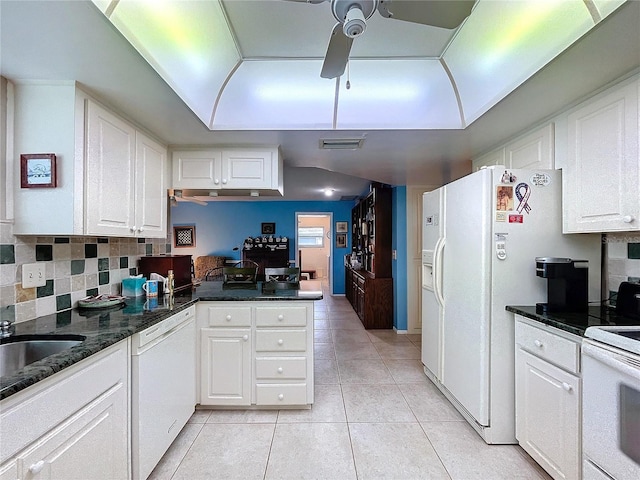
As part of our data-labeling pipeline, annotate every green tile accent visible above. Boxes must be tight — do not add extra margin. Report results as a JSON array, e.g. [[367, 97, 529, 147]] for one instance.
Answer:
[[0, 305, 15, 323], [97, 238, 109, 243], [85, 244, 97, 258], [54, 237, 70, 243], [98, 271, 110, 285], [628, 243, 640, 259], [138, 238, 146, 243], [56, 294, 71, 311], [0, 244, 15, 264], [129, 268, 137, 275], [98, 258, 110, 271], [609, 290, 618, 306], [36, 244, 53, 261], [119, 256, 128, 268], [56, 310, 72, 326], [71, 259, 85, 275], [86, 288, 99, 297], [145, 244, 153, 255], [37, 280, 54, 298], [629, 277, 640, 283], [165, 244, 171, 253]]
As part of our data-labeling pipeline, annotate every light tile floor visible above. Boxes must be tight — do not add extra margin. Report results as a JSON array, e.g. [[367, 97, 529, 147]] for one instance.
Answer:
[[148, 285, 551, 480]]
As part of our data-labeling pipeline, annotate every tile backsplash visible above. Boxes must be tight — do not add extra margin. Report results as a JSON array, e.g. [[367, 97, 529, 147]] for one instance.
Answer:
[[605, 232, 640, 303], [0, 222, 170, 323]]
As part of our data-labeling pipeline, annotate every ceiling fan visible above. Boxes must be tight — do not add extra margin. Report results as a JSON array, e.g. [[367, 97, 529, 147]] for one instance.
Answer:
[[286, 0, 476, 79]]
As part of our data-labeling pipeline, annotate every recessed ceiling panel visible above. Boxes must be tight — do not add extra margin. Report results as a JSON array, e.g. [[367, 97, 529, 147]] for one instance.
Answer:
[[445, 0, 594, 125], [591, 0, 627, 19], [106, 0, 240, 126], [214, 60, 335, 129], [336, 59, 461, 129]]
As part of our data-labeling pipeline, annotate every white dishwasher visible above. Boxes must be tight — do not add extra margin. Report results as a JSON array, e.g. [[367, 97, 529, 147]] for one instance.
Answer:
[[131, 305, 196, 480]]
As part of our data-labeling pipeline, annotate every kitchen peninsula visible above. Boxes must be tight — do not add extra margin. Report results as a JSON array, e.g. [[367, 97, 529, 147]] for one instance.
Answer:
[[0, 281, 321, 480]]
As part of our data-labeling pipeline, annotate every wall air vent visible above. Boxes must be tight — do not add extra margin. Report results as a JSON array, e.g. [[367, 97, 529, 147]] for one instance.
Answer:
[[340, 195, 358, 201], [319, 138, 365, 150]]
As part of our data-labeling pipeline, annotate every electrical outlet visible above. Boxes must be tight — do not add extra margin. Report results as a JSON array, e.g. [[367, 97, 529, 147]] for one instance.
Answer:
[[22, 263, 46, 288]]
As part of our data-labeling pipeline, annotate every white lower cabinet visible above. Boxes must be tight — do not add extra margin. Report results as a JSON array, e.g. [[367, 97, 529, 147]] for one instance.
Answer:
[[0, 341, 129, 480], [515, 316, 581, 480], [197, 301, 314, 408]]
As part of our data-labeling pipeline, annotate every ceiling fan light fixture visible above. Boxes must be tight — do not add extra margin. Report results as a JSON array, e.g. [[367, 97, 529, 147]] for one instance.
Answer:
[[343, 6, 367, 38], [320, 137, 365, 149]]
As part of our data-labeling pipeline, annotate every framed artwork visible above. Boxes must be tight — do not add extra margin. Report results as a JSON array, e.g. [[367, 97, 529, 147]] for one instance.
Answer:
[[336, 233, 347, 249], [20, 153, 57, 188], [336, 221, 348, 233], [174, 225, 196, 248], [261, 222, 276, 235]]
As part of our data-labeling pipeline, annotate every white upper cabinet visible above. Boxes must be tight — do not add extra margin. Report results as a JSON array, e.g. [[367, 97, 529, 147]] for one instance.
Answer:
[[505, 124, 554, 170], [563, 78, 639, 233], [13, 83, 167, 237], [472, 123, 554, 172], [172, 147, 283, 195]]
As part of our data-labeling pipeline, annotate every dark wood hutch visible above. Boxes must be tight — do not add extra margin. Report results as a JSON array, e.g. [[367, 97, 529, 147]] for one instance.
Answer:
[[345, 183, 393, 329]]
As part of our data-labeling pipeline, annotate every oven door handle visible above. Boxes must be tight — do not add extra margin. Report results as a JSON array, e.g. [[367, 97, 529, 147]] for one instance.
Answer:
[[583, 342, 640, 380]]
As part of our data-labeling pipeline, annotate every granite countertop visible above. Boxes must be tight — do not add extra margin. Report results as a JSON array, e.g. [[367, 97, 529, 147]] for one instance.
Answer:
[[1, 281, 323, 400], [506, 305, 640, 337]]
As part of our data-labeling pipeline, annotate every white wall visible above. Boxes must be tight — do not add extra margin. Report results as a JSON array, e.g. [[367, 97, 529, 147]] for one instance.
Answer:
[[298, 215, 330, 280]]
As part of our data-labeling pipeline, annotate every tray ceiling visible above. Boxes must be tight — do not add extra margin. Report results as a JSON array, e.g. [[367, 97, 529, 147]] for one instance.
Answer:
[[91, 0, 626, 131]]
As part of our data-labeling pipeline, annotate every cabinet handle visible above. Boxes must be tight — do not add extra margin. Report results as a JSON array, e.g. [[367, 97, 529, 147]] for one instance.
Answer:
[[278, 393, 284, 401], [622, 215, 634, 223], [226, 315, 232, 321], [130, 225, 137, 232], [278, 314, 284, 321], [534, 340, 543, 348], [138, 227, 144, 233], [278, 339, 284, 345], [277, 367, 283, 373], [214, 178, 220, 185], [562, 382, 573, 393], [242, 335, 249, 341], [222, 179, 228, 184], [29, 460, 45, 474]]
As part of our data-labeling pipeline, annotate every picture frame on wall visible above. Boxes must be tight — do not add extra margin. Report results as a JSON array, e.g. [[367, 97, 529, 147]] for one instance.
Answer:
[[336, 233, 347, 249], [20, 153, 57, 188], [336, 221, 348, 233], [261, 222, 276, 235], [174, 225, 196, 248]]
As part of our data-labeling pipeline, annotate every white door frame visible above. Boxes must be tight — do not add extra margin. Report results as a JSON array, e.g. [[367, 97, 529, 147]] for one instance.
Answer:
[[295, 211, 333, 292]]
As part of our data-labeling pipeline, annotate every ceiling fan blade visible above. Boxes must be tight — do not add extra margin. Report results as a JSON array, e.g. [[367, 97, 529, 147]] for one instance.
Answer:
[[321, 23, 354, 79], [377, 0, 476, 29]]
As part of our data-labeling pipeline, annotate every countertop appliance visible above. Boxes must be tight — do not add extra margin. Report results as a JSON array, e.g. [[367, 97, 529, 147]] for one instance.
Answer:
[[131, 306, 196, 480], [616, 281, 640, 319], [582, 326, 640, 480], [421, 167, 601, 444], [535, 257, 589, 314]]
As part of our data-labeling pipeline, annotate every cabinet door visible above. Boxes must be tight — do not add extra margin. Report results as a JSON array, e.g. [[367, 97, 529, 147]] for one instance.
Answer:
[[86, 100, 136, 236], [172, 150, 222, 189], [135, 132, 167, 238], [221, 150, 273, 189], [516, 348, 581, 480], [200, 328, 251, 406], [472, 148, 505, 172], [505, 124, 554, 169], [564, 81, 639, 232], [16, 380, 128, 480]]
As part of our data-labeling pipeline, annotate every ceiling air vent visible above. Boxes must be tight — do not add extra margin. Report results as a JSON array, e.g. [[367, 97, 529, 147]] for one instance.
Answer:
[[340, 195, 358, 201], [320, 138, 364, 150]]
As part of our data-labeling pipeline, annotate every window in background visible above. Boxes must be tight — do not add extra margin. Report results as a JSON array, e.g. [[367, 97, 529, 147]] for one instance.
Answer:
[[298, 226, 324, 247]]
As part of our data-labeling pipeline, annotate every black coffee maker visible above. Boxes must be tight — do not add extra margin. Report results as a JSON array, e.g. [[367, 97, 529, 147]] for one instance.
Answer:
[[535, 257, 589, 314]]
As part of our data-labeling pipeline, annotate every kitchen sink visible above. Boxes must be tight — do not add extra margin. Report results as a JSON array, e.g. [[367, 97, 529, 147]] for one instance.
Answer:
[[0, 335, 86, 378]]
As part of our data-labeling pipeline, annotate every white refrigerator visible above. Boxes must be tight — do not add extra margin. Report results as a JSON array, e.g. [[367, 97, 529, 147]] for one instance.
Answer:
[[421, 167, 601, 444]]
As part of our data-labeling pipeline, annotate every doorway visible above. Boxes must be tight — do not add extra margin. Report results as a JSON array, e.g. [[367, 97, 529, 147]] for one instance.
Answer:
[[295, 212, 333, 291]]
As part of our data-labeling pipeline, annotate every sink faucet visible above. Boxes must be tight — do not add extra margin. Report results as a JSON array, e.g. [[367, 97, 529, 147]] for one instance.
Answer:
[[0, 320, 14, 338]]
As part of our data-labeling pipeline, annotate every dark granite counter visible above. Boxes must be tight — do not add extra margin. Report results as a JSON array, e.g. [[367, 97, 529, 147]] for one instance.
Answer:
[[1, 281, 323, 400], [506, 305, 640, 337]]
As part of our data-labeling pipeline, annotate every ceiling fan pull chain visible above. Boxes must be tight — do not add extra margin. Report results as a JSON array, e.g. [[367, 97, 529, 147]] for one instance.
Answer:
[[346, 61, 351, 90]]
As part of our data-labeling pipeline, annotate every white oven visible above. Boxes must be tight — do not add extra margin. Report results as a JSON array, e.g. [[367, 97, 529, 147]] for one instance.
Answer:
[[582, 327, 640, 480]]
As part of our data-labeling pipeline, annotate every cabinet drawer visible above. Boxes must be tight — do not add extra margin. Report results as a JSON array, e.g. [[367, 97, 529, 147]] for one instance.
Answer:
[[255, 357, 307, 379], [255, 383, 308, 406], [255, 330, 306, 352], [203, 306, 252, 327], [255, 306, 308, 327], [515, 321, 580, 373]]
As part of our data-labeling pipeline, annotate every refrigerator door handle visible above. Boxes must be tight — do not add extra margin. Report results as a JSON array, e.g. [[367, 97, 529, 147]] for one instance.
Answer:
[[434, 238, 445, 308]]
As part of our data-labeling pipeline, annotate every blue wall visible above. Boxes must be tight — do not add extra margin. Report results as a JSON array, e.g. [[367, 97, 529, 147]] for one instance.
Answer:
[[171, 200, 354, 295], [392, 187, 408, 331]]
